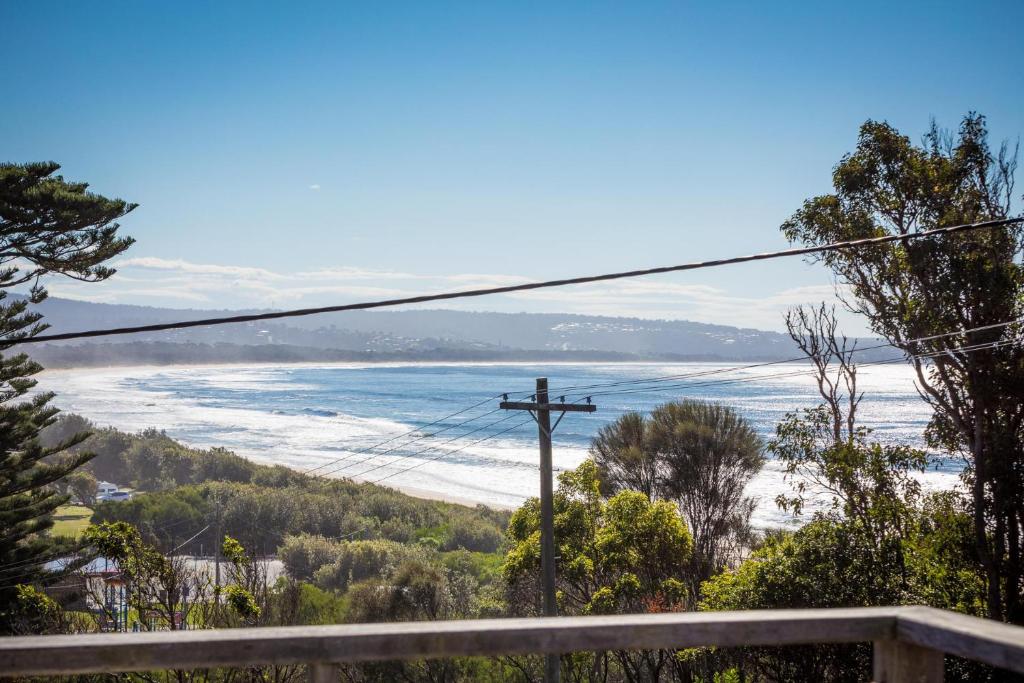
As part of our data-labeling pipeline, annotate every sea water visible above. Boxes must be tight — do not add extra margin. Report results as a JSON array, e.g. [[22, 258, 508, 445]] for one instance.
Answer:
[[38, 362, 959, 528]]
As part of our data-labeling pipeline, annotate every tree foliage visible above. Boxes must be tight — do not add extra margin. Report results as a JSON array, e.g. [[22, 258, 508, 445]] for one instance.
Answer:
[[591, 400, 764, 592], [591, 411, 659, 499], [84, 521, 203, 631], [0, 162, 134, 631], [701, 494, 994, 682], [341, 553, 506, 682], [506, 460, 692, 615], [780, 114, 1024, 622], [700, 300, 1001, 681], [505, 460, 693, 681], [312, 539, 429, 593], [47, 417, 508, 557]]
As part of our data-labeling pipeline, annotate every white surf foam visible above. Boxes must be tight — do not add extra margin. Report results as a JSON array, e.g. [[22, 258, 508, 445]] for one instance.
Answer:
[[35, 363, 962, 524]]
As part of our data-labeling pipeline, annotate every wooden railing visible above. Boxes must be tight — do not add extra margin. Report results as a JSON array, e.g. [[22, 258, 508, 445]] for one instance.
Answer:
[[2, 606, 1023, 682]]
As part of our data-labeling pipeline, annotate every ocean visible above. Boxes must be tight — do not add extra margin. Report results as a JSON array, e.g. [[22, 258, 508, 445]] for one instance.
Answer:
[[38, 361, 959, 528]]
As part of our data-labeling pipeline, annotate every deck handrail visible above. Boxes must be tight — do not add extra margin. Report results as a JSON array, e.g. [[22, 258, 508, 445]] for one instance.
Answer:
[[1, 606, 1022, 682]]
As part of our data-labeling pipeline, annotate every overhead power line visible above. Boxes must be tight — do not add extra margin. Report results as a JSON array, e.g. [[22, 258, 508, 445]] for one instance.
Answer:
[[308, 324, 1024, 489], [0, 515, 209, 574], [0, 556, 78, 579], [12, 217, 1022, 345], [366, 416, 537, 487], [3, 332, 1013, 589], [335, 335, 1022, 491], [304, 387, 537, 477], [558, 336, 1023, 402], [304, 318, 1024, 488], [312, 408, 505, 478], [546, 317, 1024, 395], [320, 411, 524, 480], [301, 395, 504, 476], [168, 524, 211, 555]]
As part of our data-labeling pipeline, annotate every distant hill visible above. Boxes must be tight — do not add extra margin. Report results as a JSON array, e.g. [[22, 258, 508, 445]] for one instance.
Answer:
[[17, 295, 896, 367]]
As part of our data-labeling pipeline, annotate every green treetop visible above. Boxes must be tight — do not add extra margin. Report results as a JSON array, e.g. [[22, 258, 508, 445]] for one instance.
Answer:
[[0, 162, 135, 631], [504, 460, 693, 681], [780, 114, 1024, 623]]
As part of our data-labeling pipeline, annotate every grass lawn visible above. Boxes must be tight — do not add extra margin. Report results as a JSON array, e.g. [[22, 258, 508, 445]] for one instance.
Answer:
[[52, 505, 93, 538]]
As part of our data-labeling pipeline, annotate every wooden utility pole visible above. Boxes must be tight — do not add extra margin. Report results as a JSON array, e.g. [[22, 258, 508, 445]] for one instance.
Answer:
[[501, 378, 596, 683], [213, 496, 222, 591]]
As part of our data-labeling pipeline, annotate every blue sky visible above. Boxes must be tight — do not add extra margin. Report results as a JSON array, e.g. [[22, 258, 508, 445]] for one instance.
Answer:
[[3, 1, 1022, 332]]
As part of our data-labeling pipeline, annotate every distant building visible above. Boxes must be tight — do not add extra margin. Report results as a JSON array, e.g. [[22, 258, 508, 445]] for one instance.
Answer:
[[44, 557, 127, 630]]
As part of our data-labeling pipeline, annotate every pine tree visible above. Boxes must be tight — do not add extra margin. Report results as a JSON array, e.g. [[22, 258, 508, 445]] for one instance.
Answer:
[[0, 162, 135, 630]]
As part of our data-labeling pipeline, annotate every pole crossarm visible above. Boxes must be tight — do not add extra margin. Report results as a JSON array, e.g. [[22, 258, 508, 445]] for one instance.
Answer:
[[499, 402, 597, 412]]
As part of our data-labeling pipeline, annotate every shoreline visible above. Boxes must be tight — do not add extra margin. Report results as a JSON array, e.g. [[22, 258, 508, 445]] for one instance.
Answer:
[[376, 481, 516, 511], [37, 360, 938, 529], [38, 358, 813, 377]]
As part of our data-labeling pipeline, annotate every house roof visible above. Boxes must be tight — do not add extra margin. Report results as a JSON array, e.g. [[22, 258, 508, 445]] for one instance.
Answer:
[[45, 556, 120, 575]]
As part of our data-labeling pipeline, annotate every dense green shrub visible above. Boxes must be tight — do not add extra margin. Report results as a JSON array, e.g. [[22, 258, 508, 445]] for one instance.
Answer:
[[700, 496, 991, 682], [279, 534, 348, 581], [313, 540, 429, 592], [443, 516, 504, 553]]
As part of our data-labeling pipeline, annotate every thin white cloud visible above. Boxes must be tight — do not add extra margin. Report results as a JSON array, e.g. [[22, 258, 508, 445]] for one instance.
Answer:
[[309, 184, 321, 191], [116, 257, 285, 280], [46, 283, 213, 304], [48, 256, 860, 332], [297, 267, 424, 281]]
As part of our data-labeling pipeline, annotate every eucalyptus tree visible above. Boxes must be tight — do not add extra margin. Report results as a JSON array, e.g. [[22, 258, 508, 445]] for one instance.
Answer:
[[0, 162, 135, 631], [648, 400, 764, 587], [590, 400, 764, 593], [589, 411, 659, 499], [780, 114, 1024, 622]]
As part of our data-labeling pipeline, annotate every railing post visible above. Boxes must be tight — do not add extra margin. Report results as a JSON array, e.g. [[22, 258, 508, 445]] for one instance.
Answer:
[[873, 640, 943, 682], [307, 662, 340, 683]]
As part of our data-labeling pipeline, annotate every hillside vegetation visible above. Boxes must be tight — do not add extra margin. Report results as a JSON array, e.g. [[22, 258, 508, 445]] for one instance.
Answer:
[[42, 415, 509, 559]]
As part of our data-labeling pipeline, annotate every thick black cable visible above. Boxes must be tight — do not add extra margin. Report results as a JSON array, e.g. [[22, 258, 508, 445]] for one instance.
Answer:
[[12, 217, 1021, 345]]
